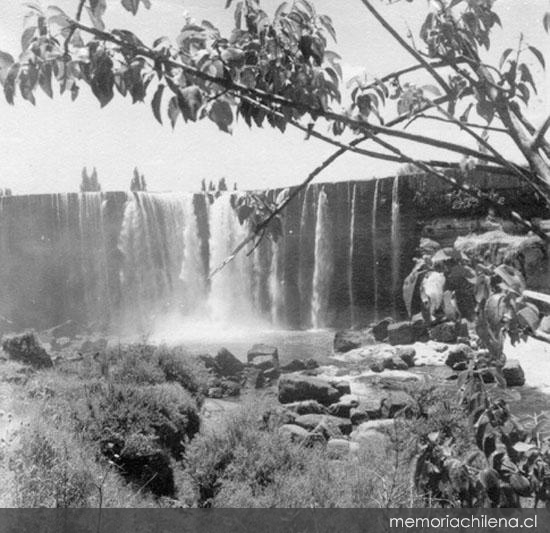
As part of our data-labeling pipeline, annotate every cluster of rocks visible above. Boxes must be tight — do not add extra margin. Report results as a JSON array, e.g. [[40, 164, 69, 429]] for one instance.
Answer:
[[200, 344, 319, 399], [270, 371, 418, 458]]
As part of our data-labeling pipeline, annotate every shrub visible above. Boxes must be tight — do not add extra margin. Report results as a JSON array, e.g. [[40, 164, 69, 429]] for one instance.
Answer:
[[156, 345, 210, 398], [76, 382, 201, 497], [182, 399, 417, 508]]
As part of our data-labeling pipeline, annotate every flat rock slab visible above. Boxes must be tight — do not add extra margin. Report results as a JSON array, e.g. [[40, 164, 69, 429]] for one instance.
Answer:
[[278, 373, 342, 406], [294, 414, 352, 436]]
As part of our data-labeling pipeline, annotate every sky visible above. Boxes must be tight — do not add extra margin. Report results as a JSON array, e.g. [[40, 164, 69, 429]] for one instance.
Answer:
[[0, 0, 549, 194]]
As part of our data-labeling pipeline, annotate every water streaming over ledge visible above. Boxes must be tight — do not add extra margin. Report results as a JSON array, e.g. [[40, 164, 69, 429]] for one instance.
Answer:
[[2, 172, 533, 334]]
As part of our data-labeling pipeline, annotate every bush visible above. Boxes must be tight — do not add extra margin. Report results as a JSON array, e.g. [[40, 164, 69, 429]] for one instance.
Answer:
[[156, 345, 210, 398], [10, 416, 165, 507], [182, 399, 417, 508]]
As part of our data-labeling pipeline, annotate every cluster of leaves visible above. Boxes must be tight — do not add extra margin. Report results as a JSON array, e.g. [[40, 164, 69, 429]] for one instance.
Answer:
[[403, 244, 540, 356], [415, 366, 550, 507], [231, 188, 289, 242], [0, 0, 342, 135]]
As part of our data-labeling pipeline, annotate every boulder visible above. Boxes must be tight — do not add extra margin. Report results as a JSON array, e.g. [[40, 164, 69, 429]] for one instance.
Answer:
[[329, 380, 351, 397], [328, 395, 359, 418], [372, 317, 394, 342], [294, 414, 352, 436], [304, 358, 320, 370], [327, 438, 353, 459], [333, 329, 374, 353], [214, 348, 245, 378], [261, 407, 296, 429], [351, 429, 389, 455], [369, 360, 385, 373], [280, 359, 306, 373], [247, 344, 279, 368], [358, 372, 421, 391], [395, 347, 416, 367], [445, 343, 474, 368], [353, 419, 395, 434], [411, 314, 429, 342], [383, 355, 409, 371], [262, 367, 280, 382], [2, 331, 53, 369], [387, 322, 415, 345], [503, 359, 525, 387], [279, 424, 310, 443], [350, 397, 382, 425], [540, 316, 550, 334], [285, 400, 328, 415], [429, 322, 456, 343], [243, 366, 264, 389], [278, 374, 342, 406], [380, 390, 415, 418]]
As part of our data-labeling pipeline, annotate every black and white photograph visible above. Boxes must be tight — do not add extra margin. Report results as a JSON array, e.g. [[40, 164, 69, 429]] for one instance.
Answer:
[[1, 0, 550, 513]]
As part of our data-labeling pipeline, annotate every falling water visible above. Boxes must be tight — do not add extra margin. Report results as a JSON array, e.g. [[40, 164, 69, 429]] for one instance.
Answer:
[[371, 179, 380, 321], [179, 194, 207, 315], [390, 176, 402, 315], [348, 183, 357, 328], [269, 238, 284, 326], [311, 187, 333, 329], [207, 193, 254, 324]]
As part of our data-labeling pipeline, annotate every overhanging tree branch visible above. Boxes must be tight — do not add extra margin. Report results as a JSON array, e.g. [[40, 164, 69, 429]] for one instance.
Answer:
[[68, 19, 501, 166]]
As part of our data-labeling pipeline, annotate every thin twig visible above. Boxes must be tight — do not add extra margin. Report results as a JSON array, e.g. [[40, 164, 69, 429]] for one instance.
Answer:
[[64, 0, 86, 56], [359, 0, 452, 95]]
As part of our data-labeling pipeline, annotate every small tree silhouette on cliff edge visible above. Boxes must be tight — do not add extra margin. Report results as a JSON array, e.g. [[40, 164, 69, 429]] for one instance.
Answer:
[[80, 167, 101, 192]]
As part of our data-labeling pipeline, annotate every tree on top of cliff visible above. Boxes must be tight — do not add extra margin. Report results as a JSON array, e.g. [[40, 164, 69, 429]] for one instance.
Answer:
[[1, 0, 549, 264], [80, 166, 101, 192], [130, 166, 147, 191]]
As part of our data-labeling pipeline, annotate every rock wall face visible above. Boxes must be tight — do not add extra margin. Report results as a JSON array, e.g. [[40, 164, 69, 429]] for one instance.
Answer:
[[0, 172, 546, 333]]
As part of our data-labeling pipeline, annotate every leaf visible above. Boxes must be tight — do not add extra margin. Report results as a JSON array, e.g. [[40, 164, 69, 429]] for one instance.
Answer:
[[121, 0, 140, 15], [421, 84, 441, 97], [209, 98, 233, 133], [0, 51, 15, 85], [21, 26, 36, 52], [90, 53, 114, 107], [499, 48, 513, 70], [151, 83, 164, 125], [178, 85, 203, 122], [528, 46, 546, 70], [38, 62, 53, 98], [167, 95, 180, 128], [513, 441, 536, 453], [519, 63, 537, 93], [544, 12, 550, 33], [3, 63, 19, 104]]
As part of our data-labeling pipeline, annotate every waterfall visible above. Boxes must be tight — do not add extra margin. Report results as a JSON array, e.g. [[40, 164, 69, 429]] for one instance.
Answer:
[[311, 187, 333, 329], [0, 179, 419, 333], [207, 193, 255, 324], [390, 176, 402, 315], [269, 238, 284, 326], [179, 194, 207, 315], [371, 179, 380, 321], [348, 183, 357, 328], [78, 193, 110, 327]]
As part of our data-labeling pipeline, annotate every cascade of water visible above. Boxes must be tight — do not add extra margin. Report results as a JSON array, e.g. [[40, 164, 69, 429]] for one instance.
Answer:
[[311, 187, 334, 329], [207, 193, 254, 324], [390, 176, 402, 315], [269, 238, 284, 326], [117, 192, 185, 329], [348, 183, 357, 328], [179, 194, 207, 315], [78, 192, 110, 326], [371, 179, 380, 321]]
